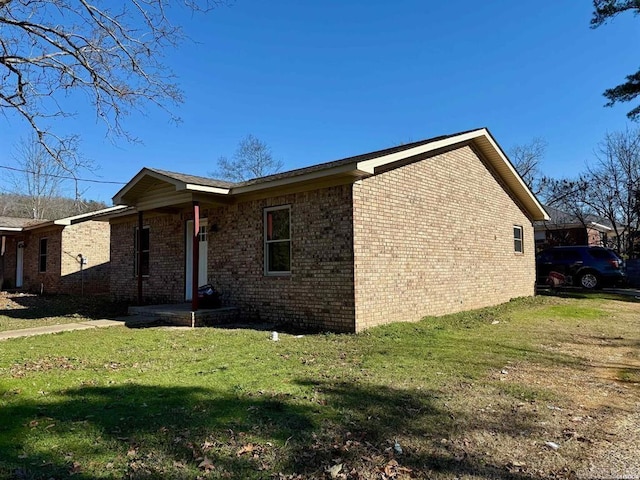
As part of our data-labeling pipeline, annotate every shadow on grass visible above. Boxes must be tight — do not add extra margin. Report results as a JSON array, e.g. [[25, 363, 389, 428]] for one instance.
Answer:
[[0, 293, 128, 320], [1, 381, 551, 479]]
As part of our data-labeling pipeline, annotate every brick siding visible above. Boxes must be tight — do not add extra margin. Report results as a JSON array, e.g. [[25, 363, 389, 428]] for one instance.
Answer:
[[109, 145, 537, 332], [110, 186, 357, 332], [1, 221, 111, 294], [352, 144, 535, 331]]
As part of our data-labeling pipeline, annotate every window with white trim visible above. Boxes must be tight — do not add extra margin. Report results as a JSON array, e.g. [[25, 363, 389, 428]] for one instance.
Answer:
[[264, 205, 291, 274], [513, 225, 524, 253]]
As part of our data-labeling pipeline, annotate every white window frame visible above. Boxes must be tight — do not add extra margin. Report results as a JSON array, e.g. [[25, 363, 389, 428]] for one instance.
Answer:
[[513, 225, 524, 254], [264, 205, 291, 275]]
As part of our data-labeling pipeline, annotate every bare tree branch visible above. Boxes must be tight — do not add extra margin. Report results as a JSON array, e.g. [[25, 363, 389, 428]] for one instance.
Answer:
[[1, 0, 225, 168], [211, 134, 284, 182]]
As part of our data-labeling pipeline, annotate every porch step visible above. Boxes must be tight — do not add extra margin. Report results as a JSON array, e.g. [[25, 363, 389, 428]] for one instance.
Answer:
[[127, 304, 239, 327]]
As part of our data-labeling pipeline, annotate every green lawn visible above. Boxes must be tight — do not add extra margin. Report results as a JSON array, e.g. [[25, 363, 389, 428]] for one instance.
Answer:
[[0, 294, 127, 332], [0, 294, 638, 479]]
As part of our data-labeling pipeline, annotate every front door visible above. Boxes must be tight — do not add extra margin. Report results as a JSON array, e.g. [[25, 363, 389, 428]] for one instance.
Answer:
[[16, 242, 24, 288], [185, 219, 208, 300]]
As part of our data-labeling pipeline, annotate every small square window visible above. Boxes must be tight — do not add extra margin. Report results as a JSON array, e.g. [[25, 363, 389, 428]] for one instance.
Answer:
[[513, 226, 524, 253]]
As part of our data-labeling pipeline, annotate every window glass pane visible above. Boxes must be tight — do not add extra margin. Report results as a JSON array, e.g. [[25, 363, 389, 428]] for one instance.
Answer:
[[39, 238, 47, 272], [513, 227, 522, 240], [268, 242, 290, 272], [141, 228, 150, 250], [141, 252, 150, 276], [513, 226, 523, 252], [134, 227, 150, 276], [514, 239, 523, 252], [588, 248, 611, 259], [267, 209, 290, 241]]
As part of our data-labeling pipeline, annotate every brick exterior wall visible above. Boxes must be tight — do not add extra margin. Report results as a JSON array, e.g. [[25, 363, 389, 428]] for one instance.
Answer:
[[208, 186, 355, 332], [9, 226, 63, 294], [109, 144, 537, 332], [110, 212, 185, 303], [352, 144, 536, 331], [1, 221, 111, 294], [110, 185, 357, 332], [59, 221, 111, 294]]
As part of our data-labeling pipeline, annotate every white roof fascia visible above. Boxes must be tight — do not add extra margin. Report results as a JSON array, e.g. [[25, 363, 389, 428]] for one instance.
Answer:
[[588, 222, 612, 232], [355, 129, 485, 173], [356, 128, 550, 221], [0, 227, 24, 232], [53, 205, 130, 225], [179, 184, 230, 195]]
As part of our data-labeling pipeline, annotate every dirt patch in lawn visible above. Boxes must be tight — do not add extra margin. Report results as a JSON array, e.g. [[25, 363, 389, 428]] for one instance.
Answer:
[[494, 320, 640, 479]]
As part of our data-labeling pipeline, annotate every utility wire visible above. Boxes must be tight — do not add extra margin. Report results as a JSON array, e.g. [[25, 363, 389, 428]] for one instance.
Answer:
[[0, 165, 127, 185]]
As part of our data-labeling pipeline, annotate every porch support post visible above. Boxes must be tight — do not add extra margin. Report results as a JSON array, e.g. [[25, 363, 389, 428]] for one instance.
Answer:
[[191, 202, 200, 311], [137, 210, 143, 305]]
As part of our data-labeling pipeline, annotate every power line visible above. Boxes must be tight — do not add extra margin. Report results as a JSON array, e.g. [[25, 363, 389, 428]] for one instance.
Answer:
[[0, 165, 127, 185]]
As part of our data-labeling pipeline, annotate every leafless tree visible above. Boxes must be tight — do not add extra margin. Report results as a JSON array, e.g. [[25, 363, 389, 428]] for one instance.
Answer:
[[0, 0, 223, 167], [545, 128, 640, 256], [586, 128, 640, 254], [2, 134, 102, 218], [509, 137, 548, 197], [212, 134, 284, 182]]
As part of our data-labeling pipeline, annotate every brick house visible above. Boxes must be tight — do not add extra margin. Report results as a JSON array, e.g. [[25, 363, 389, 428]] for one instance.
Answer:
[[110, 128, 548, 332], [0, 207, 126, 294], [534, 205, 611, 251]]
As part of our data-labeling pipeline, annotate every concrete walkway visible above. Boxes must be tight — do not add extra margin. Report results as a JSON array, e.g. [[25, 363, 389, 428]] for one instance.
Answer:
[[0, 317, 158, 341]]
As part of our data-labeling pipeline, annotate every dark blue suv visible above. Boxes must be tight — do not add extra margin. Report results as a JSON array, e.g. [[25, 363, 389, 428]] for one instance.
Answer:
[[536, 246, 626, 289]]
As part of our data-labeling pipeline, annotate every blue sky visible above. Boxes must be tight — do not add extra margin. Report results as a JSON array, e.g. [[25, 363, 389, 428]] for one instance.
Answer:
[[1, 0, 639, 203]]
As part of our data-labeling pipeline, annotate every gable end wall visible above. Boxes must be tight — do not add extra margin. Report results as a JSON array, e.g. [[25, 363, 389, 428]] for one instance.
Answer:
[[352, 144, 536, 331]]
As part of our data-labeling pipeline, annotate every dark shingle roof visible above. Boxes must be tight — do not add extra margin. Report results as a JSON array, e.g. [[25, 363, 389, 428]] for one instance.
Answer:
[[0, 217, 47, 229], [146, 168, 236, 189], [230, 130, 480, 187]]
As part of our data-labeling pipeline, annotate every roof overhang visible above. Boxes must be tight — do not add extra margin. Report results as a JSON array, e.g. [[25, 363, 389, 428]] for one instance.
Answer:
[[113, 129, 549, 221]]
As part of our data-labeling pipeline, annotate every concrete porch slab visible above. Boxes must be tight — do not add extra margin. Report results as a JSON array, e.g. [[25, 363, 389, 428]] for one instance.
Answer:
[[127, 304, 239, 327]]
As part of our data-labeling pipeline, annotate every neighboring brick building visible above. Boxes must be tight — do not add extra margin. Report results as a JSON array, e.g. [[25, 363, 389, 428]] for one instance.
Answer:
[[0, 207, 126, 295], [111, 128, 548, 332], [533, 205, 612, 251]]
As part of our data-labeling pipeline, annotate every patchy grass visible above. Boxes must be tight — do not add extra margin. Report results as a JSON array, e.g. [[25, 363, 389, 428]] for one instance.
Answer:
[[0, 292, 128, 332], [0, 294, 639, 479]]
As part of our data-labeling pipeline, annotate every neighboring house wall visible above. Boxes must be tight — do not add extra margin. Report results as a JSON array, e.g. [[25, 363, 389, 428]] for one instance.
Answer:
[[2, 236, 25, 289], [21, 226, 63, 293], [534, 226, 606, 250], [352, 145, 535, 331], [59, 221, 111, 294], [1, 220, 112, 294]]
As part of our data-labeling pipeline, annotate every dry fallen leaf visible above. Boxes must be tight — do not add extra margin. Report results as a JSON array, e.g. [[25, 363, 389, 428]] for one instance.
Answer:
[[198, 456, 215, 471], [236, 443, 255, 456]]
